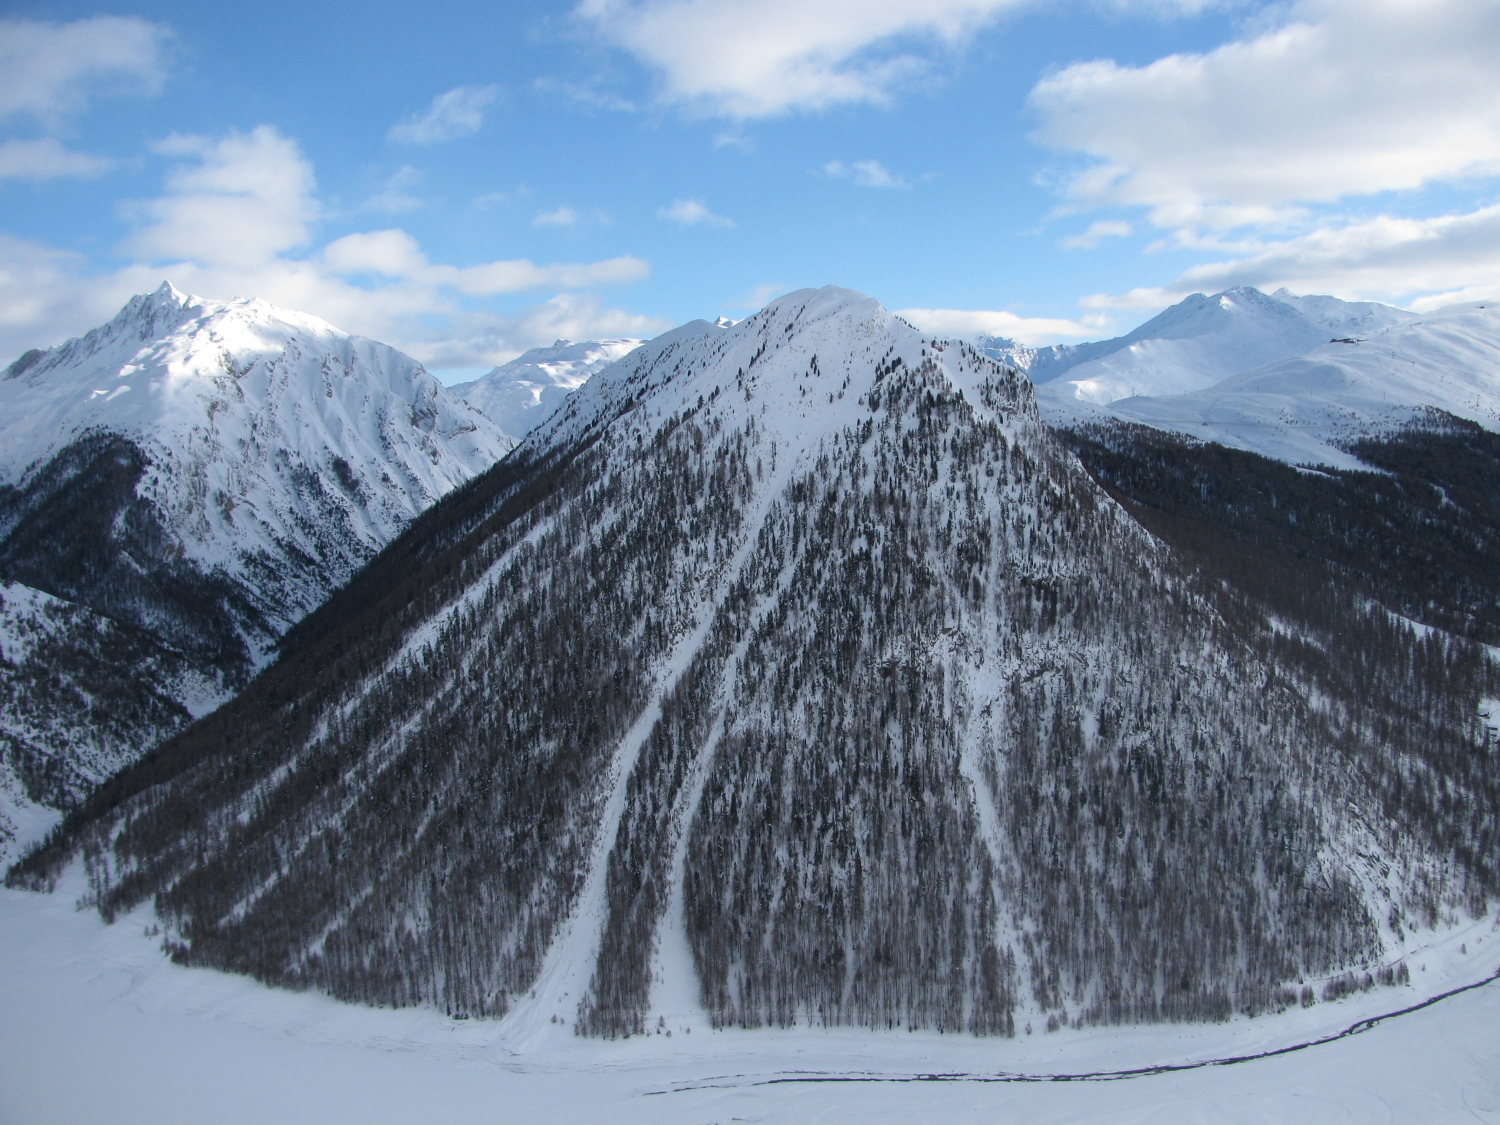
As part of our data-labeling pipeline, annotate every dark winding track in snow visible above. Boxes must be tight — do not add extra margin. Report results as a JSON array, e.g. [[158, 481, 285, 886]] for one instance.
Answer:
[[650, 968, 1500, 1094]]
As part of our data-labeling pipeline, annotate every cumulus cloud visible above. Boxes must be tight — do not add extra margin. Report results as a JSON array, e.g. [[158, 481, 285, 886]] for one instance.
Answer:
[[577, 0, 1036, 118], [388, 85, 500, 145], [123, 127, 318, 269], [897, 306, 1103, 345], [1030, 0, 1500, 231], [1030, 1, 1500, 316], [322, 228, 648, 294], [658, 198, 735, 227], [418, 293, 674, 370], [0, 137, 112, 180], [0, 15, 170, 126], [580, 0, 1231, 118], [0, 125, 657, 369], [823, 159, 910, 189]]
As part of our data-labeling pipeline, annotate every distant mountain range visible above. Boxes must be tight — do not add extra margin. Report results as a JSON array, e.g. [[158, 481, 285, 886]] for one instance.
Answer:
[[0, 283, 511, 853], [450, 338, 643, 443], [980, 286, 1411, 404], [972, 285, 1500, 469]]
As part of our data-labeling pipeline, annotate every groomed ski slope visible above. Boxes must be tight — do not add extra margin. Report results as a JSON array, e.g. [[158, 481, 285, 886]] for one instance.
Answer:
[[1, 871, 1497, 1124]]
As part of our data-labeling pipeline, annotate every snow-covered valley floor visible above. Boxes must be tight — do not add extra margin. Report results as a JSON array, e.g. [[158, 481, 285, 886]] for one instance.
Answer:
[[2, 869, 1498, 1124]]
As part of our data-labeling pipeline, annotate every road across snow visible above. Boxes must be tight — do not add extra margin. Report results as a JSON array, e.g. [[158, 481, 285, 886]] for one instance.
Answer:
[[2, 868, 1498, 1124]]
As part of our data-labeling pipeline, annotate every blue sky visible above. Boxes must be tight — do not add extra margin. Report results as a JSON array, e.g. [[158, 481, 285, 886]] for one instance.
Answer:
[[2, 0, 1499, 379]]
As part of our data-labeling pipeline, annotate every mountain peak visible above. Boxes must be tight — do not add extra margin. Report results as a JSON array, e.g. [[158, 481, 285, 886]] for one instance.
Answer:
[[451, 335, 646, 442]]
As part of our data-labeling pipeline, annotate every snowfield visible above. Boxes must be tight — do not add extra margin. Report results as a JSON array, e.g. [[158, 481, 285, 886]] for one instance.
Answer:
[[1016, 289, 1500, 468], [450, 337, 643, 442], [1, 870, 1498, 1124]]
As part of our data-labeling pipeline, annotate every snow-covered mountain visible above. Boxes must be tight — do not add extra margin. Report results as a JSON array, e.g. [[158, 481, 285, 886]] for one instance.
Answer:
[[982, 286, 1413, 406], [450, 338, 642, 441], [0, 283, 512, 852], [18, 287, 1493, 1049], [1081, 300, 1500, 468]]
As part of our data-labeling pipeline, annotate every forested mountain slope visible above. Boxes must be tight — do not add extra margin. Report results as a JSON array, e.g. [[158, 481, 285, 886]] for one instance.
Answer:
[[0, 284, 512, 853], [11, 288, 1496, 1046], [1062, 414, 1500, 646]]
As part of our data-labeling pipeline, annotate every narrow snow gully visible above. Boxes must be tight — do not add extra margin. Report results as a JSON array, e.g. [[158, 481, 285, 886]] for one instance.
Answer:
[[492, 456, 801, 1055]]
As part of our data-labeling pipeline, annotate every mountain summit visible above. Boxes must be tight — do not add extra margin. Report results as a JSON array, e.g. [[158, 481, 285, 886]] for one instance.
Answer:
[[450, 337, 643, 442], [17, 286, 1494, 1046], [0, 284, 511, 851], [982, 287, 1412, 406]]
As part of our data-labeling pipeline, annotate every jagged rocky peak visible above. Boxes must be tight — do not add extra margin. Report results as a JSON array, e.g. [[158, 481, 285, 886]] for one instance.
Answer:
[[4, 282, 195, 380], [13, 285, 1496, 1051], [451, 337, 643, 442], [0, 284, 514, 853]]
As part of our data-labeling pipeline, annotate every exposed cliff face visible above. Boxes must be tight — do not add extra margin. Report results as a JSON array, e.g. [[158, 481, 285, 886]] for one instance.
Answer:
[[0, 284, 512, 845], [13, 288, 1497, 1046]]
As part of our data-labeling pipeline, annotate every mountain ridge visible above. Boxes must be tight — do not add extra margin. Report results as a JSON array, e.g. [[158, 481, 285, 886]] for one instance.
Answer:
[[450, 337, 643, 442], [0, 283, 513, 854], [978, 286, 1414, 406], [14, 286, 1495, 1049]]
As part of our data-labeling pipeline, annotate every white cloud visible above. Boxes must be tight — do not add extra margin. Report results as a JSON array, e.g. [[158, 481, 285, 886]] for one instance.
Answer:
[[580, 0, 1230, 118], [1062, 219, 1132, 249], [658, 198, 735, 227], [123, 127, 318, 268], [577, 0, 1032, 118], [472, 185, 531, 209], [0, 137, 112, 180], [897, 306, 1103, 345], [0, 125, 657, 369], [534, 205, 580, 227], [0, 16, 170, 126], [322, 228, 648, 294], [534, 77, 637, 113], [1084, 202, 1500, 312], [388, 85, 500, 145], [362, 166, 424, 214], [0, 235, 139, 356], [420, 293, 674, 369], [1030, 0, 1500, 231], [823, 159, 910, 189]]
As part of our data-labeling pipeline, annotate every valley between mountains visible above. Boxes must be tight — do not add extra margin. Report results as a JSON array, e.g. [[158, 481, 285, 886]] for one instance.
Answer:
[[2, 283, 1498, 1059]]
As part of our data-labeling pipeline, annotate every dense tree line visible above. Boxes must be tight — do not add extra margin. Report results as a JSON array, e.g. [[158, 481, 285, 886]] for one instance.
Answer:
[[1061, 414, 1500, 644]]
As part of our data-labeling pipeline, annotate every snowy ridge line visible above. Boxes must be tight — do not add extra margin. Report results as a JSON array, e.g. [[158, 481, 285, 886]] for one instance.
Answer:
[[649, 968, 1500, 1093]]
